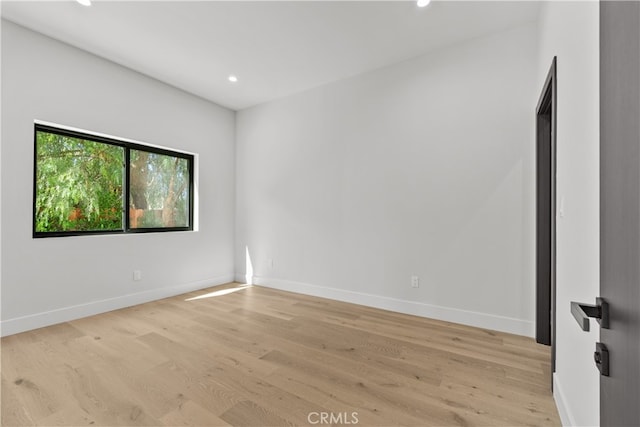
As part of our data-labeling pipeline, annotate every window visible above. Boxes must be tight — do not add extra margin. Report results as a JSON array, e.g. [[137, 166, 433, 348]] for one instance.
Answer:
[[129, 149, 191, 229], [34, 124, 194, 237]]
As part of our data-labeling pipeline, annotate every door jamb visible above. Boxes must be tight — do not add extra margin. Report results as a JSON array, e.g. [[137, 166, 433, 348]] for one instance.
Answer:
[[535, 57, 557, 379]]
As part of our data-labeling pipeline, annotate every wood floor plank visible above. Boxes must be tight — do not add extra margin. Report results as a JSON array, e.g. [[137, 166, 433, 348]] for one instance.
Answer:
[[0, 375, 37, 426], [138, 360, 239, 417], [219, 400, 292, 427], [1, 283, 561, 426], [159, 400, 231, 427]]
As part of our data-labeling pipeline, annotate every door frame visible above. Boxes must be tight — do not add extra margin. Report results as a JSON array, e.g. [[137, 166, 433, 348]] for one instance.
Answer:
[[535, 57, 557, 376]]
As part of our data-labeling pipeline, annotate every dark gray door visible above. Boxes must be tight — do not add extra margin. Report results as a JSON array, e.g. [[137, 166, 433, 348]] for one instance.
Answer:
[[600, 2, 640, 425]]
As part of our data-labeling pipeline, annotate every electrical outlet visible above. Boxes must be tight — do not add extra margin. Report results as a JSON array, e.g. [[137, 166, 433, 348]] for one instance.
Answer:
[[133, 270, 142, 281], [411, 275, 419, 288]]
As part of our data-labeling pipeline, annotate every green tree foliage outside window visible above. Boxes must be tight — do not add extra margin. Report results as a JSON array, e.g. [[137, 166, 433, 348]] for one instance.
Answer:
[[34, 125, 193, 237], [35, 131, 123, 232], [129, 149, 190, 228]]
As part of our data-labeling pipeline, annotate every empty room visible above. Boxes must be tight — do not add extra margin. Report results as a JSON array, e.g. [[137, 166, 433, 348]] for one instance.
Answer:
[[1, 0, 638, 426]]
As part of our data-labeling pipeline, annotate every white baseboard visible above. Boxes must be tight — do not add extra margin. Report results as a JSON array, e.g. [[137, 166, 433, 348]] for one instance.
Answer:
[[245, 276, 534, 337], [0, 274, 235, 337], [553, 373, 577, 427]]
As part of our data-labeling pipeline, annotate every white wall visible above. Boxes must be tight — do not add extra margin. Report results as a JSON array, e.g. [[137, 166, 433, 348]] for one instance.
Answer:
[[0, 21, 236, 336], [537, 2, 600, 426], [236, 23, 539, 336]]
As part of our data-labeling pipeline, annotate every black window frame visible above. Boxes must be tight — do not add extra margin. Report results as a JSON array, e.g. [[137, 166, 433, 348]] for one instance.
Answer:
[[33, 123, 195, 238]]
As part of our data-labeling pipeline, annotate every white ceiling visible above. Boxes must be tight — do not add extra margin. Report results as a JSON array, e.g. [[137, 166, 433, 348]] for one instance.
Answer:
[[1, 1, 540, 110]]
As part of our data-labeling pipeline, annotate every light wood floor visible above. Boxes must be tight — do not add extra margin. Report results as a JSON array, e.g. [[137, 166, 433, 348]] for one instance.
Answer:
[[1, 283, 560, 426]]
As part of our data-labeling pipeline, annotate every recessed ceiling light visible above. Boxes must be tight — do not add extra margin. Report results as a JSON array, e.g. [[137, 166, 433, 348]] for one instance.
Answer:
[[417, 0, 431, 7], [76, 0, 92, 6], [228, 75, 238, 83]]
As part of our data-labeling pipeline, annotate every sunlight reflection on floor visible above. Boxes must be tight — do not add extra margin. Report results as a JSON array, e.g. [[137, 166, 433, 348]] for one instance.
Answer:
[[185, 284, 251, 301]]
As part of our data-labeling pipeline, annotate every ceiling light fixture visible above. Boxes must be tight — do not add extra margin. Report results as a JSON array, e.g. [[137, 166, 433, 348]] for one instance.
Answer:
[[228, 75, 238, 83], [417, 0, 431, 7], [76, 0, 92, 6]]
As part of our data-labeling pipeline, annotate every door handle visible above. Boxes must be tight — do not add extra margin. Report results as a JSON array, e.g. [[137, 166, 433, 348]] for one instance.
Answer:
[[570, 297, 609, 331]]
